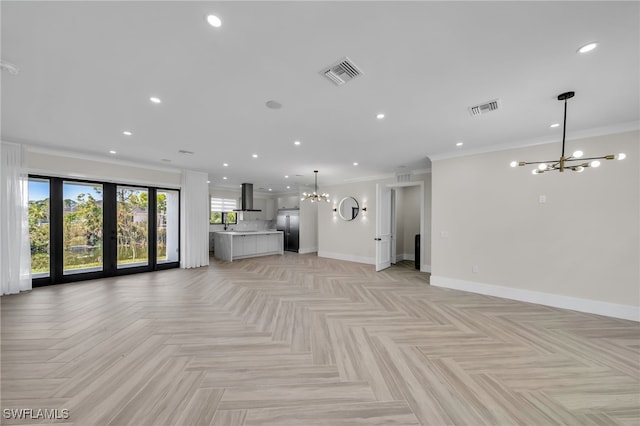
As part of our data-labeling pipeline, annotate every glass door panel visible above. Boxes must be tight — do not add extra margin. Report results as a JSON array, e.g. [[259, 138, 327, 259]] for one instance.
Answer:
[[117, 186, 149, 268], [63, 182, 103, 275], [157, 189, 179, 264], [28, 178, 50, 278]]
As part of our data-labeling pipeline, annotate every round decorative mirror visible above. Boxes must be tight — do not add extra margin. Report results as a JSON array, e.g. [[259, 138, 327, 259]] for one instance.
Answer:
[[338, 197, 359, 221]]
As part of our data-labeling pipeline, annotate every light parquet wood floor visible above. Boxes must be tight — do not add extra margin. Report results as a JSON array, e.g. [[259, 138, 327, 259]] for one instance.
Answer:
[[1, 254, 639, 425]]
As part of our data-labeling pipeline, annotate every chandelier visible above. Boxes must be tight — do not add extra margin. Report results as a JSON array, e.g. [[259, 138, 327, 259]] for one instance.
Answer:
[[301, 170, 330, 203], [511, 91, 626, 174]]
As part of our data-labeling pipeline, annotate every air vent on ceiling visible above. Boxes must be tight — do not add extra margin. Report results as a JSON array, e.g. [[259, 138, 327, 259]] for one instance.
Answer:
[[396, 173, 411, 183], [468, 99, 501, 116], [321, 57, 362, 86]]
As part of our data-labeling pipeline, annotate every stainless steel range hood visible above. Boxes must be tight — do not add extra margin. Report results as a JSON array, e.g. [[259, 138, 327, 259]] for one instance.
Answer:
[[234, 183, 262, 212]]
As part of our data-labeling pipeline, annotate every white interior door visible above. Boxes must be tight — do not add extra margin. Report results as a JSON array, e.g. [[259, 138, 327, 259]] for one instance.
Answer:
[[375, 184, 392, 271], [390, 189, 397, 264]]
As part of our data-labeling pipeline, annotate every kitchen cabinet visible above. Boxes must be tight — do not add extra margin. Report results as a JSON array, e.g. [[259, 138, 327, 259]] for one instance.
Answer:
[[277, 195, 299, 210], [213, 231, 283, 261], [264, 198, 277, 220]]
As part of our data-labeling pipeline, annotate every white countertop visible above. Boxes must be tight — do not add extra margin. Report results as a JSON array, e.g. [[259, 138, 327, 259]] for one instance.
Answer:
[[214, 230, 282, 236]]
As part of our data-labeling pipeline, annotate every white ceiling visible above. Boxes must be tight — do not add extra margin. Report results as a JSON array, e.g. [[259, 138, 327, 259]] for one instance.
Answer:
[[2, 1, 639, 193]]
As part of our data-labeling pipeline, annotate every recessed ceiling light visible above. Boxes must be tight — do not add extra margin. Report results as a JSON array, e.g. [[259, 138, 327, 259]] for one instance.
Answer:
[[353, 162, 359, 166], [268, 188, 272, 192], [294, 140, 301, 146], [266, 100, 282, 109], [223, 163, 229, 167], [109, 150, 117, 154], [207, 180, 211, 184], [123, 131, 132, 136], [252, 154, 258, 158], [456, 142, 464, 147], [206, 14, 222, 28], [577, 42, 598, 54], [284, 175, 289, 178], [550, 123, 560, 128], [286, 186, 291, 189], [376, 113, 385, 119], [223, 176, 228, 180], [149, 96, 162, 104]]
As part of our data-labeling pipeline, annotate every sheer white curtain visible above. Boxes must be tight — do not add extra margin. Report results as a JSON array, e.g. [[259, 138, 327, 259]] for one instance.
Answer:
[[180, 170, 210, 268], [1, 142, 32, 295]]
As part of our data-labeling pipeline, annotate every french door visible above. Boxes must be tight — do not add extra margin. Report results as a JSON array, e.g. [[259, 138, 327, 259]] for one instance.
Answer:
[[28, 176, 180, 286]]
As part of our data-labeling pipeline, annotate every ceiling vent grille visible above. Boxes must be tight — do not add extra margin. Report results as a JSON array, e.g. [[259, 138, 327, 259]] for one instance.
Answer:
[[396, 173, 411, 183], [468, 99, 501, 116], [321, 57, 362, 86]]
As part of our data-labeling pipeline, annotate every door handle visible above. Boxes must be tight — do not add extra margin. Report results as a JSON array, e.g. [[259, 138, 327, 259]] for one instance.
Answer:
[[374, 238, 381, 241]]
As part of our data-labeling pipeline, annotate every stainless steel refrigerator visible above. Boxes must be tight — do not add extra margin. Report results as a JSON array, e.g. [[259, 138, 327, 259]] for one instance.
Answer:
[[276, 209, 299, 252]]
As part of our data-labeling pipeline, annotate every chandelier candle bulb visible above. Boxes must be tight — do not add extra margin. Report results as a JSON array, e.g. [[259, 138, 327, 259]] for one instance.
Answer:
[[615, 153, 626, 160], [572, 150, 583, 158]]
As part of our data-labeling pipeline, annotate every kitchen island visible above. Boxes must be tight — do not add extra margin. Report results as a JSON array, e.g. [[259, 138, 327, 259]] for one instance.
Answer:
[[213, 230, 283, 262]]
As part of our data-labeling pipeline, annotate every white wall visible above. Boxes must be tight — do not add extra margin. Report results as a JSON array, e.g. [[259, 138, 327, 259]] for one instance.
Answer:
[[318, 180, 379, 264], [299, 198, 318, 253], [396, 185, 421, 261], [28, 150, 181, 187], [430, 130, 639, 320], [318, 174, 431, 267], [421, 172, 432, 270], [395, 188, 406, 255]]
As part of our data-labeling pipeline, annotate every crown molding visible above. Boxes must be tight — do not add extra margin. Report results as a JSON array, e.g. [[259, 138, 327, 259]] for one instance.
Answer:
[[410, 168, 432, 175], [15, 141, 182, 174], [428, 120, 640, 162]]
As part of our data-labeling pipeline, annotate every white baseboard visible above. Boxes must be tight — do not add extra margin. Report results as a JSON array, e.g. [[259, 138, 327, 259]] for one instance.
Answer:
[[430, 276, 639, 322], [395, 253, 415, 262], [421, 265, 431, 273], [317, 251, 375, 265], [298, 247, 317, 254]]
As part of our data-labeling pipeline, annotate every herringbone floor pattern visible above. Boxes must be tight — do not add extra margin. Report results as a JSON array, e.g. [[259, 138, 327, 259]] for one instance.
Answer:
[[1, 253, 639, 425]]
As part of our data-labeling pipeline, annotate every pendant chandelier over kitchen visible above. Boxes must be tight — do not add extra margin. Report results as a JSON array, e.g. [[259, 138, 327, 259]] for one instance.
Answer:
[[511, 91, 626, 174], [301, 170, 330, 203]]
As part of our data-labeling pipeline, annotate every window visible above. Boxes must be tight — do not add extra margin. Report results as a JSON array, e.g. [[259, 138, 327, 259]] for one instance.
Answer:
[[157, 189, 179, 264], [28, 178, 50, 278], [116, 186, 148, 269], [63, 181, 104, 275], [28, 175, 180, 287], [210, 198, 237, 225]]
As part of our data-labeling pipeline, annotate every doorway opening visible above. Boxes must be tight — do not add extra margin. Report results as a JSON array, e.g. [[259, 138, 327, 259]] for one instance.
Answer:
[[375, 181, 425, 273]]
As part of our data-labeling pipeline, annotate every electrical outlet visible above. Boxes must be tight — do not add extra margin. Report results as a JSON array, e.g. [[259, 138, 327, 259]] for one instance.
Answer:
[[472, 265, 479, 273], [539, 195, 547, 204]]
